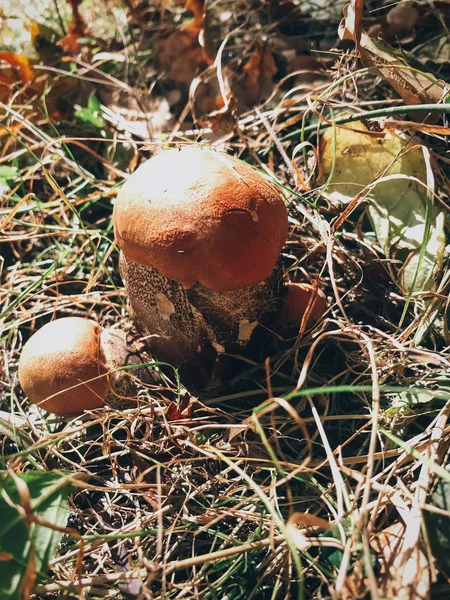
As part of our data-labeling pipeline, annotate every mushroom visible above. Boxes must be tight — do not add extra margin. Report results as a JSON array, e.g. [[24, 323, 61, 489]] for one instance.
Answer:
[[278, 282, 327, 328], [368, 2, 419, 41], [113, 146, 289, 388], [18, 317, 150, 416]]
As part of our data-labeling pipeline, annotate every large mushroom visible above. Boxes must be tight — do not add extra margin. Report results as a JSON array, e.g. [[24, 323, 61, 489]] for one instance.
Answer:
[[113, 146, 289, 388], [18, 317, 150, 416]]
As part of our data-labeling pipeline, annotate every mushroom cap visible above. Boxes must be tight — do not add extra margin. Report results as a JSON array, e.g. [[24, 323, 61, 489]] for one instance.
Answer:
[[113, 146, 288, 292], [18, 317, 108, 416], [279, 282, 327, 326], [386, 3, 419, 32]]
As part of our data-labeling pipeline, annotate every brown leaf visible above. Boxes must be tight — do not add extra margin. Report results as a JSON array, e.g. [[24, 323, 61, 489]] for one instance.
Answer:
[[235, 44, 277, 108], [288, 512, 331, 530], [359, 32, 445, 113], [166, 397, 194, 421], [0, 552, 13, 561], [184, 0, 205, 34], [0, 53, 35, 84], [57, 0, 88, 54], [198, 103, 237, 132], [385, 119, 450, 135], [371, 521, 430, 600], [338, 0, 364, 49], [158, 31, 207, 85]]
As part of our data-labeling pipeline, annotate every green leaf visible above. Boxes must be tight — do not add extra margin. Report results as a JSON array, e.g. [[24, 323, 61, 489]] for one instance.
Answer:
[[0, 166, 19, 192], [0, 471, 73, 599], [74, 93, 105, 129], [318, 122, 445, 293], [386, 388, 438, 418], [424, 478, 450, 577]]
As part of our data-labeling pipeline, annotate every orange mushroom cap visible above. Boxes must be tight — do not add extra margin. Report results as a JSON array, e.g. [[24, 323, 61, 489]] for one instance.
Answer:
[[279, 282, 327, 327], [18, 317, 108, 416], [113, 146, 288, 292]]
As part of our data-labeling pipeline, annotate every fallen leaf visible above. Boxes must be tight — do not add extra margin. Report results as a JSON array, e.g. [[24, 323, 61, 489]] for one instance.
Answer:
[[57, 0, 87, 54], [288, 512, 330, 530], [158, 30, 207, 85], [338, 0, 364, 49], [234, 44, 277, 108], [184, 0, 205, 34], [385, 119, 450, 135], [317, 122, 445, 294], [197, 96, 236, 132], [0, 52, 34, 83], [371, 521, 430, 600], [166, 397, 194, 421], [359, 32, 446, 111]]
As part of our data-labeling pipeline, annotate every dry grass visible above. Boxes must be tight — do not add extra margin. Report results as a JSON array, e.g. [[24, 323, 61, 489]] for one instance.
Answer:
[[1, 1, 450, 598]]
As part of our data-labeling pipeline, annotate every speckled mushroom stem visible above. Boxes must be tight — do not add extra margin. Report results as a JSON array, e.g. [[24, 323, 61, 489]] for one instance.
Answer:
[[119, 253, 285, 388]]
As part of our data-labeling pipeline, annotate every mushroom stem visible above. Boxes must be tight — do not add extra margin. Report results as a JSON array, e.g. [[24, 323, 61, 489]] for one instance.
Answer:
[[119, 253, 285, 388]]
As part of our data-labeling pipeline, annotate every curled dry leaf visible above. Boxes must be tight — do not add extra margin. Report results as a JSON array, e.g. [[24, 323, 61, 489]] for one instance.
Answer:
[[158, 0, 212, 85], [317, 122, 445, 294], [338, 0, 364, 49], [184, 0, 205, 34], [359, 32, 445, 111], [233, 44, 277, 108], [57, 0, 88, 54], [371, 521, 430, 600], [158, 30, 207, 85]]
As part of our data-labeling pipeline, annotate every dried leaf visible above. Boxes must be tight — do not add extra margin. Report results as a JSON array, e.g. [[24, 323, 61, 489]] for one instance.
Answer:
[[158, 31, 207, 85], [184, 0, 205, 34], [338, 0, 364, 49], [317, 122, 445, 293], [385, 119, 450, 135], [371, 522, 430, 600], [235, 45, 277, 108], [166, 397, 193, 421], [0, 52, 34, 84], [359, 32, 445, 110], [198, 96, 236, 132], [288, 512, 330, 530]]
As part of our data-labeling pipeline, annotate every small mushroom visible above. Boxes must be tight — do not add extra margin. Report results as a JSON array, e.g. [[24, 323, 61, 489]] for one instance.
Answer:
[[113, 146, 289, 387], [368, 2, 419, 42], [278, 282, 327, 328], [18, 317, 149, 416]]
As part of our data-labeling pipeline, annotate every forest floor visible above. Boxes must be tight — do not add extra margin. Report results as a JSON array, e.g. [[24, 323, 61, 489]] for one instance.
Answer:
[[1, 1, 450, 599]]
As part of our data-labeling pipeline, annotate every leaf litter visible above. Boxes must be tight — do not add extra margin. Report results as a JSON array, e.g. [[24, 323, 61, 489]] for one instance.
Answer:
[[0, 0, 450, 599]]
